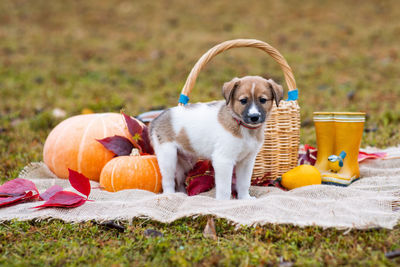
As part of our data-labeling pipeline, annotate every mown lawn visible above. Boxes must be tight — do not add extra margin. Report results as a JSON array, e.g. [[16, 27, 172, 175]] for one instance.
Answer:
[[0, 0, 399, 265]]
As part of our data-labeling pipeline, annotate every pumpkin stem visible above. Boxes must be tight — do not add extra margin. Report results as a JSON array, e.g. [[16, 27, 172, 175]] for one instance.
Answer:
[[130, 148, 140, 156]]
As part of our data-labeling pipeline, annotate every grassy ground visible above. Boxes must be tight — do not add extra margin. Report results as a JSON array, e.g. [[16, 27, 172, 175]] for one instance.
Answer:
[[0, 0, 399, 265]]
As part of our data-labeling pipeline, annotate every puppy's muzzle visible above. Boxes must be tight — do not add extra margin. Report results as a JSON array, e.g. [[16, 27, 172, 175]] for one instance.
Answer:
[[243, 103, 266, 125], [244, 114, 264, 125], [249, 114, 261, 123]]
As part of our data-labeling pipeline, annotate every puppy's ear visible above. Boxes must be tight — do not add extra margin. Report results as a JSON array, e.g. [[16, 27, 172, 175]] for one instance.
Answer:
[[222, 77, 241, 105], [268, 79, 284, 107]]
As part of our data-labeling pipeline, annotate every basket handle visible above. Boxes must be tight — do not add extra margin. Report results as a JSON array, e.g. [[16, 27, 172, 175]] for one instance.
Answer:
[[179, 39, 297, 105]]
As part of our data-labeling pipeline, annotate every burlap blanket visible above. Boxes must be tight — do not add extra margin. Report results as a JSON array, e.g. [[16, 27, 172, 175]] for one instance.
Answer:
[[1, 147, 399, 229]]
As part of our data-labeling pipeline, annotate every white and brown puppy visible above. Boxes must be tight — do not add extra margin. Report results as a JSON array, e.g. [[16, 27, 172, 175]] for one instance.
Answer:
[[149, 76, 283, 200]]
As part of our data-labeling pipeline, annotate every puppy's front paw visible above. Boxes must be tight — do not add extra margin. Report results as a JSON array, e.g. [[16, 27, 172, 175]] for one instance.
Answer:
[[215, 190, 231, 200], [176, 184, 187, 193], [162, 187, 176, 194], [238, 194, 256, 200]]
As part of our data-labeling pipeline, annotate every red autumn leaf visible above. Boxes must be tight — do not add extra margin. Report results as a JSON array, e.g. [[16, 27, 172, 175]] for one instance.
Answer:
[[25, 192, 40, 201], [122, 112, 150, 154], [255, 177, 287, 191], [123, 113, 143, 136], [97, 135, 134, 157], [35, 198, 87, 209], [33, 191, 87, 209], [121, 112, 155, 155], [62, 198, 87, 207], [186, 161, 238, 197], [138, 126, 154, 155], [187, 160, 213, 177], [358, 151, 387, 162], [298, 144, 317, 166], [39, 185, 63, 201], [0, 191, 35, 207], [0, 178, 39, 197], [68, 169, 91, 198], [186, 174, 215, 196], [298, 144, 387, 165]]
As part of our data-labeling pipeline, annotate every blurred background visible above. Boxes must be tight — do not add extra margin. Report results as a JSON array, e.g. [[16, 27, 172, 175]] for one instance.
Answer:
[[0, 0, 399, 179]]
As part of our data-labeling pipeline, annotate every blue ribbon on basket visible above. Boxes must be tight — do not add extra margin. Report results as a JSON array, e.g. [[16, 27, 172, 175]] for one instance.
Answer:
[[179, 94, 190, 105], [287, 89, 299, 101]]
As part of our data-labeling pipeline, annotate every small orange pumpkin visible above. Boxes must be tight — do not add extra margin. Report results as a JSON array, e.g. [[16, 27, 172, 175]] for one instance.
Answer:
[[43, 113, 131, 181], [99, 152, 162, 193]]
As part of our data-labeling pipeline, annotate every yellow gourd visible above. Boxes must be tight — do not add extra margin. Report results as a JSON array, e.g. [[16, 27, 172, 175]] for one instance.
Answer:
[[281, 165, 321, 190]]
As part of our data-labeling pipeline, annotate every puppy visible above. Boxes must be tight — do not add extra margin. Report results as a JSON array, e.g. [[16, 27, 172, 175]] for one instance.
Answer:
[[149, 76, 283, 200]]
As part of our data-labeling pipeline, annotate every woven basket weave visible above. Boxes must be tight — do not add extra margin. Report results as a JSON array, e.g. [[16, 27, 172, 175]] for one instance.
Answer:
[[178, 39, 300, 183]]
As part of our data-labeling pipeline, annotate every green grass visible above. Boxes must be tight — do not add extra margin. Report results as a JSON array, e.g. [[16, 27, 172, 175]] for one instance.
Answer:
[[1, 219, 399, 266], [0, 0, 399, 265]]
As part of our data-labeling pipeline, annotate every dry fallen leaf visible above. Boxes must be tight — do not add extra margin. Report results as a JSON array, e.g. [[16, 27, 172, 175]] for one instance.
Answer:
[[203, 216, 217, 240], [144, 229, 163, 238], [385, 250, 400, 259], [99, 221, 126, 233]]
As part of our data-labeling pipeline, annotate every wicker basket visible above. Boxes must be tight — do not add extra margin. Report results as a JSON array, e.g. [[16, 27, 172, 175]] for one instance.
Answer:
[[178, 39, 300, 183]]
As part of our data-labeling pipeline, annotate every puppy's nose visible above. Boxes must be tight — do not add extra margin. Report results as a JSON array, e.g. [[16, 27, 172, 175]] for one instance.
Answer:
[[250, 114, 260, 123]]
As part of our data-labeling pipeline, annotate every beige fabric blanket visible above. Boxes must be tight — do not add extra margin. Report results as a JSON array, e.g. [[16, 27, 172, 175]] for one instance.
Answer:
[[1, 147, 399, 229]]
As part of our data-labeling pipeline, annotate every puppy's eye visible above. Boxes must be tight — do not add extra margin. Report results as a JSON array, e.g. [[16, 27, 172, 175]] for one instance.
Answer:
[[240, 98, 248, 105], [259, 97, 267, 104]]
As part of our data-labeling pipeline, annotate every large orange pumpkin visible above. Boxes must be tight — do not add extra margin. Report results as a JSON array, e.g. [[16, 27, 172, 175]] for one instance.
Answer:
[[43, 113, 131, 181], [99, 155, 162, 193]]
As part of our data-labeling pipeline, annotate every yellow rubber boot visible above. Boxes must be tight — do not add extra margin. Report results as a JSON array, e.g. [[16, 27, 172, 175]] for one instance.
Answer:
[[322, 112, 365, 186], [313, 112, 335, 173]]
